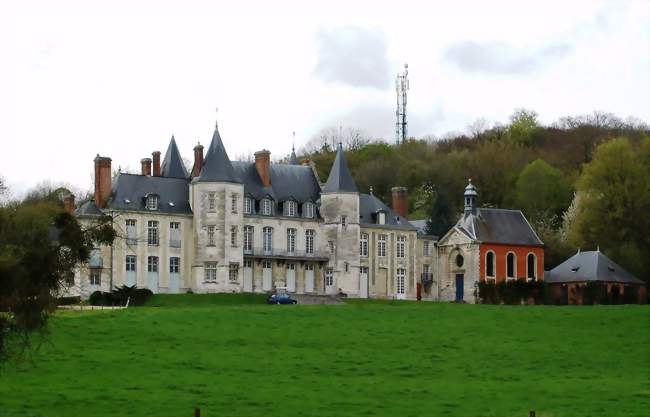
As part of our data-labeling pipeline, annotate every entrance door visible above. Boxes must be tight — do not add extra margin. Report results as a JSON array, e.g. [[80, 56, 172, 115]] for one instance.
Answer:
[[359, 267, 368, 298], [286, 263, 296, 292], [262, 260, 272, 291], [325, 268, 336, 294], [243, 260, 253, 292], [305, 264, 314, 293], [455, 273, 464, 302], [396, 268, 406, 300]]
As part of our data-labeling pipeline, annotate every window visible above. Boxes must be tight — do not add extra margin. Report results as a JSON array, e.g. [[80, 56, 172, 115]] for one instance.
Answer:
[[231, 194, 238, 213], [208, 192, 216, 211], [147, 256, 158, 273], [360, 233, 368, 257], [284, 201, 296, 217], [205, 262, 217, 282], [456, 254, 464, 268], [486, 251, 495, 278], [423, 240, 431, 257], [325, 268, 333, 286], [396, 268, 405, 294], [396, 236, 406, 258], [341, 215, 347, 227], [378, 235, 387, 257], [305, 229, 314, 254], [231, 226, 238, 247], [229, 263, 239, 281], [527, 253, 537, 281], [126, 219, 137, 245], [378, 212, 386, 225], [263, 227, 273, 253], [506, 252, 516, 279], [244, 259, 252, 268], [170, 222, 181, 248], [243, 226, 253, 252], [89, 248, 102, 268], [303, 202, 314, 219], [170, 257, 180, 273], [344, 262, 349, 273], [287, 228, 296, 253], [146, 194, 158, 210], [261, 198, 272, 216], [207, 225, 216, 246], [126, 255, 136, 272], [244, 197, 253, 214], [147, 221, 159, 246], [89, 270, 101, 286], [328, 240, 335, 254], [422, 264, 431, 281]]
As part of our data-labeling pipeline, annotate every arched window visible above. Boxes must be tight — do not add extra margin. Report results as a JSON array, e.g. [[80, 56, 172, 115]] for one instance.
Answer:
[[506, 252, 516, 279], [485, 251, 495, 278], [527, 253, 537, 281]]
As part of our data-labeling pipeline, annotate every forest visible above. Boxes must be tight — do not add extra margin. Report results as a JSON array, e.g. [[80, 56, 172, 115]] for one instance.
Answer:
[[299, 110, 650, 283]]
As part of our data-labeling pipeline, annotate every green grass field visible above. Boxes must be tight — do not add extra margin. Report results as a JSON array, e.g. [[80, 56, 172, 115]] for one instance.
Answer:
[[0, 295, 648, 417]]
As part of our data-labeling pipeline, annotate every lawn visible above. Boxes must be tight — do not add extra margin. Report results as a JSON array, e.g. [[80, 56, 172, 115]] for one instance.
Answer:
[[0, 296, 648, 417]]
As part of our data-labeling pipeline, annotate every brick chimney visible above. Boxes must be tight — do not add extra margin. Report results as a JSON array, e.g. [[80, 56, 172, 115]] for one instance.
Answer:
[[63, 194, 76, 215], [191, 143, 204, 178], [94, 155, 112, 209], [391, 186, 408, 219], [152, 151, 161, 176], [141, 158, 152, 176], [255, 150, 271, 187]]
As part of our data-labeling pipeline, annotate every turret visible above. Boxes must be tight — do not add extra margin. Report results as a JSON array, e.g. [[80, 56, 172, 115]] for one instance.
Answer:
[[464, 179, 477, 216]]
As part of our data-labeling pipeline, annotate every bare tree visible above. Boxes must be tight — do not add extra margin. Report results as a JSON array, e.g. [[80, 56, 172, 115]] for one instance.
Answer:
[[302, 126, 371, 154], [466, 118, 489, 139]]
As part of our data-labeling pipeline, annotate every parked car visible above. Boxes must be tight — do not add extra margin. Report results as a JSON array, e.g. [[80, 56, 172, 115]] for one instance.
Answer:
[[267, 293, 298, 304]]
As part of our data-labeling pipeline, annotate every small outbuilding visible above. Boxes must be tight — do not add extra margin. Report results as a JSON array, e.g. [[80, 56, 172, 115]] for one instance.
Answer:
[[545, 250, 647, 304]]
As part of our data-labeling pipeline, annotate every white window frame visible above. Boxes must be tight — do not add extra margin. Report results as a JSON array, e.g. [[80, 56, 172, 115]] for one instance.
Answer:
[[126, 219, 137, 245], [506, 251, 516, 280], [287, 228, 296, 254], [378, 212, 386, 225], [396, 268, 405, 294], [262, 259, 272, 270], [284, 201, 296, 217], [263, 227, 273, 253], [207, 225, 216, 246], [305, 229, 314, 254], [146, 194, 158, 210], [261, 199, 272, 216], [147, 256, 159, 273], [527, 253, 537, 281], [170, 257, 180, 273], [243, 225, 253, 252], [205, 262, 217, 282], [229, 263, 239, 281], [147, 220, 159, 246], [126, 255, 136, 272], [378, 234, 387, 257], [244, 197, 253, 214], [396, 235, 406, 258], [303, 202, 314, 219], [485, 250, 496, 279], [360, 233, 368, 257], [89, 269, 101, 286], [423, 240, 431, 257], [169, 222, 181, 248], [325, 268, 334, 286]]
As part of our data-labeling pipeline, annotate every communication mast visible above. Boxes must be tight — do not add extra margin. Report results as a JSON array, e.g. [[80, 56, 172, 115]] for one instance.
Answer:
[[395, 63, 409, 144]]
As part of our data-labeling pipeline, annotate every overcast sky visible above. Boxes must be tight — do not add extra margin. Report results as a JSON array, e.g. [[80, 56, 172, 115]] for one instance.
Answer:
[[1, 0, 649, 196]]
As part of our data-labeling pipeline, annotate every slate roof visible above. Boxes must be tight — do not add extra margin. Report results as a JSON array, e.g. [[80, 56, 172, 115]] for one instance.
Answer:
[[408, 219, 437, 238], [546, 251, 644, 285], [456, 208, 543, 246], [160, 136, 189, 179], [105, 173, 192, 214], [322, 143, 357, 193], [359, 193, 416, 231], [231, 161, 320, 203], [197, 124, 240, 183], [76, 200, 104, 216]]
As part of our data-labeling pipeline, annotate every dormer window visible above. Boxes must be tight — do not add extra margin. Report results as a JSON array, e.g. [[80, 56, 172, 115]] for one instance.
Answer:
[[244, 197, 253, 214], [261, 198, 273, 216], [303, 202, 314, 219], [146, 194, 159, 210], [284, 200, 296, 217], [377, 212, 386, 225]]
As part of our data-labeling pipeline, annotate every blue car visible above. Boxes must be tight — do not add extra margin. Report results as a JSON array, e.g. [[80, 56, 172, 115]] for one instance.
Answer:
[[267, 293, 298, 304]]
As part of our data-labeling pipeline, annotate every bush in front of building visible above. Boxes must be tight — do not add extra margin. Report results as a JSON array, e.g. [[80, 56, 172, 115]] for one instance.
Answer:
[[478, 280, 546, 305], [57, 296, 81, 306], [89, 286, 153, 307]]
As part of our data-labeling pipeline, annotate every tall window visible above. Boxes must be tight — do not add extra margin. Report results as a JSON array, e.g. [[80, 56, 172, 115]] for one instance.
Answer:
[[325, 268, 333, 286], [146, 194, 158, 210], [396, 236, 406, 258], [486, 251, 495, 278], [147, 256, 158, 273], [243, 226, 253, 252], [341, 215, 347, 227], [378, 212, 386, 225], [506, 252, 516, 279], [303, 202, 314, 219], [263, 227, 273, 253], [396, 268, 405, 294], [126, 255, 136, 272], [360, 233, 368, 257], [244, 197, 253, 214], [147, 221, 159, 246], [205, 262, 217, 282], [207, 225, 216, 246], [89, 270, 101, 286], [231, 226, 238, 247], [231, 194, 238, 213], [89, 248, 102, 268], [229, 263, 239, 281], [169, 222, 181, 248], [208, 192, 216, 211], [170, 257, 180, 273], [287, 228, 296, 253], [261, 199, 272, 216], [284, 201, 296, 217], [422, 264, 431, 280], [126, 219, 137, 245], [527, 253, 537, 281], [378, 234, 387, 257], [423, 240, 431, 257], [305, 229, 314, 254]]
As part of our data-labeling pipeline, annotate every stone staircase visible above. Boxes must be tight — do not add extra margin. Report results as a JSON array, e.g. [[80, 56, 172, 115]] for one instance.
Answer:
[[292, 294, 345, 304]]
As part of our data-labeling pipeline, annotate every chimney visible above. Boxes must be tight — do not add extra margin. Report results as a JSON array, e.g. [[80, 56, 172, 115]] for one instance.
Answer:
[[255, 149, 271, 187], [152, 151, 161, 176], [391, 186, 408, 219], [141, 158, 152, 176], [63, 194, 76, 215], [191, 143, 204, 178], [94, 155, 112, 209]]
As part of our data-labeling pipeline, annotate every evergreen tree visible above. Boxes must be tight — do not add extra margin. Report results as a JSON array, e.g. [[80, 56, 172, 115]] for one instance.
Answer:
[[425, 190, 455, 237]]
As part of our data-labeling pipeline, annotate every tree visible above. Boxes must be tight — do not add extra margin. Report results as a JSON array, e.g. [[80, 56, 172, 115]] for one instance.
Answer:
[[507, 108, 539, 146], [515, 159, 572, 226], [425, 190, 455, 237]]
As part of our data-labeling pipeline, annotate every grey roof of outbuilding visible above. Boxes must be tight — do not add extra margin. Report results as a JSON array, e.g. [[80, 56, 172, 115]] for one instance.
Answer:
[[456, 208, 543, 246], [408, 219, 437, 238], [161, 136, 189, 179], [105, 173, 192, 214], [545, 251, 644, 285], [231, 161, 321, 203], [197, 124, 240, 183], [76, 200, 104, 216], [322, 144, 357, 193], [359, 193, 416, 230]]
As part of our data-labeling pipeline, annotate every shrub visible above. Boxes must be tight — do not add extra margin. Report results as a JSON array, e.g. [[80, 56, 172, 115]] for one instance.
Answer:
[[57, 296, 81, 306], [478, 279, 547, 305], [88, 286, 153, 306]]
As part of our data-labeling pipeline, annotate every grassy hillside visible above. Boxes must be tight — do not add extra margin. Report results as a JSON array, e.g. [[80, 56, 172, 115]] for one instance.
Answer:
[[1, 299, 648, 417]]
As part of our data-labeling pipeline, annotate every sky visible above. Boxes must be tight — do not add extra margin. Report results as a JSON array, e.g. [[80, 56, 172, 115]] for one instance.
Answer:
[[1, 0, 649, 197]]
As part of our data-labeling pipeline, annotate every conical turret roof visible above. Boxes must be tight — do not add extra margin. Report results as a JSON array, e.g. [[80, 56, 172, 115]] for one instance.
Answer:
[[161, 135, 189, 179], [197, 123, 240, 183], [289, 145, 300, 165], [322, 143, 357, 193]]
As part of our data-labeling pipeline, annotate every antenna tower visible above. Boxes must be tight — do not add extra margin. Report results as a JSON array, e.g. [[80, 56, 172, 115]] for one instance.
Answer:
[[395, 63, 409, 144]]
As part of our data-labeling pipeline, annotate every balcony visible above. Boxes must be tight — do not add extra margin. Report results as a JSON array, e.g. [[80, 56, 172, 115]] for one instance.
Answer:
[[243, 247, 329, 262]]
